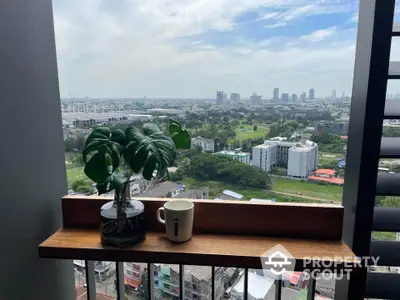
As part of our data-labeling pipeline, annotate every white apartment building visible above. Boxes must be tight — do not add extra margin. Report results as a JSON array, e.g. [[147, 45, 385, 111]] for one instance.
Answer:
[[192, 136, 215, 152], [263, 138, 297, 167], [252, 138, 318, 177], [287, 141, 318, 178], [216, 150, 251, 165], [252, 144, 278, 172]]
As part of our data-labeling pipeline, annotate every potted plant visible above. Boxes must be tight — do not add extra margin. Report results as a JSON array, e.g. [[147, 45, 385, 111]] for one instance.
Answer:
[[82, 119, 191, 247]]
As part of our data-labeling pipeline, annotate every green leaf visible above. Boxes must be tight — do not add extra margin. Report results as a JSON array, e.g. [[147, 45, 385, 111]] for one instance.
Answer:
[[82, 128, 121, 184], [143, 123, 162, 135], [123, 126, 176, 180], [110, 129, 127, 146], [83, 147, 113, 183], [142, 154, 158, 180], [171, 129, 191, 149], [96, 172, 128, 195], [85, 127, 110, 147], [168, 119, 182, 135], [168, 119, 191, 149]]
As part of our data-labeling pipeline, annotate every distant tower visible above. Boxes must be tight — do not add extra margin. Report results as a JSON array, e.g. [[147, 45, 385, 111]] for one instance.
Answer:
[[273, 88, 279, 101], [309, 88, 315, 100], [331, 90, 337, 101], [230, 93, 240, 104], [216, 91, 224, 105]]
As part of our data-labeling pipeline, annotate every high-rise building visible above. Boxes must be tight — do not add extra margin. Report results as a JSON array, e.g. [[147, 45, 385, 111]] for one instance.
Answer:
[[287, 141, 318, 178], [300, 92, 306, 101], [252, 144, 278, 172], [250, 93, 262, 108], [281, 93, 289, 102], [216, 91, 224, 105], [309, 88, 315, 100], [292, 94, 297, 102], [230, 93, 240, 104], [331, 90, 337, 101], [273, 88, 279, 101]]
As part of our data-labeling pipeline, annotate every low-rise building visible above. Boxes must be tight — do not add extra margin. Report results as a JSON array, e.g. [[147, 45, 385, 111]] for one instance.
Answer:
[[308, 169, 344, 185], [154, 264, 225, 300], [215, 150, 251, 165], [192, 136, 215, 152], [231, 271, 274, 300], [137, 182, 208, 199]]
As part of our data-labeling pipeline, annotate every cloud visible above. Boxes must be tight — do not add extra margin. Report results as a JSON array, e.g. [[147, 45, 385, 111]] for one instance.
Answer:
[[349, 12, 358, 23], [53, 0, 363, 97], [299, 26, 337, 42]]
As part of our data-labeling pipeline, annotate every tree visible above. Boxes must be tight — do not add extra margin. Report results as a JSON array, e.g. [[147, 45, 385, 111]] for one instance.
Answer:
[[253, 125, 258, 131], [390, 163, 400, 173], [71, 152, 84, 166], [269, 124, 280, 138], [187, 153, 271, 189], [64, 135, 86, 151], [71, 179, 95, 194], [381, 196, 400, 208]]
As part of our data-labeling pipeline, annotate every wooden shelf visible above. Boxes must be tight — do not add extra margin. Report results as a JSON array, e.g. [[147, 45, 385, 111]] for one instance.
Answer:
[[39, 229, 358, 271]]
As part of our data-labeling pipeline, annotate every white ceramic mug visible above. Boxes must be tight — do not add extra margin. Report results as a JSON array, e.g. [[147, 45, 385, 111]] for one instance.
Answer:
[[157, 200, 194, 243]]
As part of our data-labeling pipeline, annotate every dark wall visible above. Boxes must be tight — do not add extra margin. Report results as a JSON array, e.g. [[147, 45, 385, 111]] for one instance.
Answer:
[[0, 0, 75, 299]]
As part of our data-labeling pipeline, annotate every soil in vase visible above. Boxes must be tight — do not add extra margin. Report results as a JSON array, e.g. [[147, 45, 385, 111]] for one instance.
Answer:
[[100, 200, 146, 247]]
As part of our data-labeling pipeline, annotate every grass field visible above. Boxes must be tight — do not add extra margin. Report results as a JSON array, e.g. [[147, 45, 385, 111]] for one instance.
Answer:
[[232, 124, 269, 142], [271, 177, 343, 202], [372, 231, 397, 241], [181, 177, 324, 203], [66, 166, 86, 188]]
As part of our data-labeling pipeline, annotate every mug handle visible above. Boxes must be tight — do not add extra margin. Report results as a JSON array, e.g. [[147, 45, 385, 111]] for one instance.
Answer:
[[157, 207, 165, 224]]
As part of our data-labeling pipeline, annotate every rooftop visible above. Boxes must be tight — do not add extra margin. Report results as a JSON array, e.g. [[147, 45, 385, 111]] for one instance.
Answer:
[[233, 272, 274, 300], [168, 265, 212, 281], [222, 190, 243, 199], [216, 150, 250, 157], [137, 181, 182, 197], [315, 169, 336, 176], [192, 136, 214, 142]]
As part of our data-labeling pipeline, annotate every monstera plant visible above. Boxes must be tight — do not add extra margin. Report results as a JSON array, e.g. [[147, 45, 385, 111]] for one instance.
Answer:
[[82, 119, 191, 247]]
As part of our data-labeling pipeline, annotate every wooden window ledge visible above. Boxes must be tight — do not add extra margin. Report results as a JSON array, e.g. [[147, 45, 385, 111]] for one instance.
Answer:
[[39, 229, 358, 271]]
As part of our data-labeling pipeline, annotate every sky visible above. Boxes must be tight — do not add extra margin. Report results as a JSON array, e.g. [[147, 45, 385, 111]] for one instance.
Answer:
[[53, 0, 400, 98]]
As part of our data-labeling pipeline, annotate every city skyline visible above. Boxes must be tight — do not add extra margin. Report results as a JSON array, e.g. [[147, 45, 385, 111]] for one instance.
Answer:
[[54, 0, 400, 98]]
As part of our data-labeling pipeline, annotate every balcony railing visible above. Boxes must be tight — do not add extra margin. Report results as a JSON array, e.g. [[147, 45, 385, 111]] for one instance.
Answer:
[[39, 196, 358, 300]]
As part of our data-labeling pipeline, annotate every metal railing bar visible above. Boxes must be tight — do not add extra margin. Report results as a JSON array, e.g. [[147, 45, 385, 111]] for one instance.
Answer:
[[307, 276, 316, 300], [85, 260, 97, 300], [244, 268, 248, 300], [180, 264, 184, 300], [116, 262, 125, 299], [148, 263, 155, 300], [211, 266, 215, 300], [275, 278, 282, 300]]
